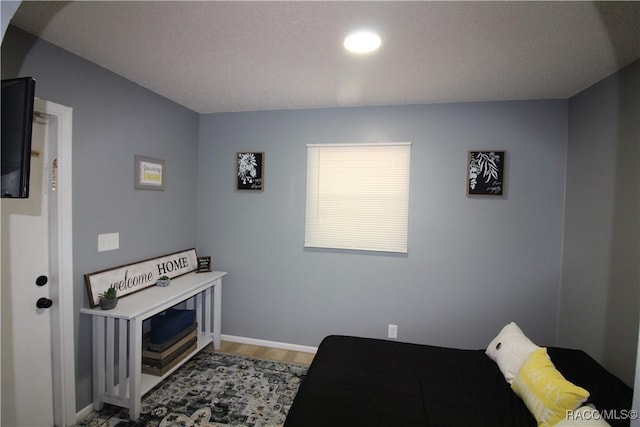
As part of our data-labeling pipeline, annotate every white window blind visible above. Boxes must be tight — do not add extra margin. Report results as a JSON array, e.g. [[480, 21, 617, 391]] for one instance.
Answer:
[[305, 142, 411, 253]]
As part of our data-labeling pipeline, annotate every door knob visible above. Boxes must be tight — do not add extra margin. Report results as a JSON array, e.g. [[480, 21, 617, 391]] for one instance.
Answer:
[[36, 298, 53, 309], [36, 275, 48, 287]]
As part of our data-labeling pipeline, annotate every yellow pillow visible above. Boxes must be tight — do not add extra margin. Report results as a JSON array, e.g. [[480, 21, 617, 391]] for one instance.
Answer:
[[511, 348, 590, 427]]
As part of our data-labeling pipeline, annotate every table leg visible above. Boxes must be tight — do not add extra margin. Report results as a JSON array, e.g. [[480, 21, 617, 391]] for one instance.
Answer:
[[128, 318, 142, 420], [118, 319, 127, 401], [92, 316, 105, 411], [204, 287, 212, 339], [213, 281, 222, 349]]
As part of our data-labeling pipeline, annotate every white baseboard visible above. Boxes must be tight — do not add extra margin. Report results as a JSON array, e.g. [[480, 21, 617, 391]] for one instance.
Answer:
[[76, 403, 94, 423], [221, 334, 318, 354]]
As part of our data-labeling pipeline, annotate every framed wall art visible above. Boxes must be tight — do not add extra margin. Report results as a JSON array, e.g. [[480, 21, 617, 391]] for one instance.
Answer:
[[467, 151, 505, 196], [135, 155, 165, 191], [196, 256, 212, 273], [236, 152, 264, 191]]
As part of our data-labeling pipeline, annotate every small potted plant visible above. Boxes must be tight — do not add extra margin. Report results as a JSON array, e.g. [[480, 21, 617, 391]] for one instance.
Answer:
[[99, 286, 118, 310], [156, 275, 170, 287]]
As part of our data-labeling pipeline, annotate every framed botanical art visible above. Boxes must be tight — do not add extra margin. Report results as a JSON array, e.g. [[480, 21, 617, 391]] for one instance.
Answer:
[[236, 152, 264, 191], [467, 151, 505, 196]]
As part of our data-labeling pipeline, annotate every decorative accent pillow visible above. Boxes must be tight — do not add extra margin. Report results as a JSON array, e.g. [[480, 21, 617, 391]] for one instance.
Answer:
[[485, 322, 540, 383], [511, 348, 590, 427]]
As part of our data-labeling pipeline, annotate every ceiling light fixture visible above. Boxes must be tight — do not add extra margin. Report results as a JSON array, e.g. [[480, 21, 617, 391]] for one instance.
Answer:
[[344, 30, 381, 54]]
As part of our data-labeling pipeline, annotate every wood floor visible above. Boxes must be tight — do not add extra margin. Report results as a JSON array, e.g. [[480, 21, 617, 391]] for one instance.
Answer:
[[213, 340, 315, 367]]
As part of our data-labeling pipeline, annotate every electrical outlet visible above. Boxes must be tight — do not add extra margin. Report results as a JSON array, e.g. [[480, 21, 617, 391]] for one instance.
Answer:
[[388, 324, 398, 339], [98, 232, 119, 252]]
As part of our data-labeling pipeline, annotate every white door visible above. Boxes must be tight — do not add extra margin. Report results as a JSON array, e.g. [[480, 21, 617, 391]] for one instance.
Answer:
[[1, 116, 56, 426]]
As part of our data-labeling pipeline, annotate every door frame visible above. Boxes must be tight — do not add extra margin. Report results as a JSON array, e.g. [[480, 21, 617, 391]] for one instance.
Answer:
[[34, 98, 76, 426]]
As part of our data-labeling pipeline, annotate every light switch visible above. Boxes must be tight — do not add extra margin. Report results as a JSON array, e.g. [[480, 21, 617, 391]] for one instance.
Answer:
[[98, 232, 119, 252]]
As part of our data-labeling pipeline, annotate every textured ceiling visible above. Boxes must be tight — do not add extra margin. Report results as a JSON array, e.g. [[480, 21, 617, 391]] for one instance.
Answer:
[[9, 1, 640, 114]]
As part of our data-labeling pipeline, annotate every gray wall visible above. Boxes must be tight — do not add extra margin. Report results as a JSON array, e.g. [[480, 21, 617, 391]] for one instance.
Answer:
[[197, 101, 568, 351], [559, 60, 640, 386], [1, 1, 20, 42], [2, 26, 200, 410]]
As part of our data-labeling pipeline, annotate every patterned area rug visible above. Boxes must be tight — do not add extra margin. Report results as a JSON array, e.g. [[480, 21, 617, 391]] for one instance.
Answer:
[[75, 349, 308, 427]]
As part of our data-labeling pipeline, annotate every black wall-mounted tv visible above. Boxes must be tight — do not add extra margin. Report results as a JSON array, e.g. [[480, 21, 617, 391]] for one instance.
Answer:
[[2, 77, 36, 198]]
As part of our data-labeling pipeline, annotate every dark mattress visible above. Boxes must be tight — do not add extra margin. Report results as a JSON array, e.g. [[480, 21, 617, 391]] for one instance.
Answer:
[[285, 335, 632, 427]]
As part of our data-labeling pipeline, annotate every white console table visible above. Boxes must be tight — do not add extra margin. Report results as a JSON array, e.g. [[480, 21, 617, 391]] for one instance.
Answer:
[[80, 271, 226, 420]]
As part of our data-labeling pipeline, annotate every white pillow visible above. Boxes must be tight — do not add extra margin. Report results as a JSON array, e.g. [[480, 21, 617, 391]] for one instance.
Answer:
[[555, 405, 611, 427], [485, 322, 539, 383]]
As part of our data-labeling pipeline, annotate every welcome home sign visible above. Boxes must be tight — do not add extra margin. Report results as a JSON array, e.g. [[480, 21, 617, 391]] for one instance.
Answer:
[[85, 249, 199, 307]]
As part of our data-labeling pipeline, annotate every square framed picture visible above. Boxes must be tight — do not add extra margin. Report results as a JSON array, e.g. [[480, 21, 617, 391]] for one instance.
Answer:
[[236, 152, 264, 191], [467, 151, 505, 196], [196, 256, 212, 273], [134, 155, 165, 191]]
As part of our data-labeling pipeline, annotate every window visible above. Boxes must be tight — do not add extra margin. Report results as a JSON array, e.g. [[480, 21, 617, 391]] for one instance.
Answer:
[[305, 142, 411, 253]]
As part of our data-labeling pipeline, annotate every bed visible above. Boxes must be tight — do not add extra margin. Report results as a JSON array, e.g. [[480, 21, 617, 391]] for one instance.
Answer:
[[285, 330, 633, 427]]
